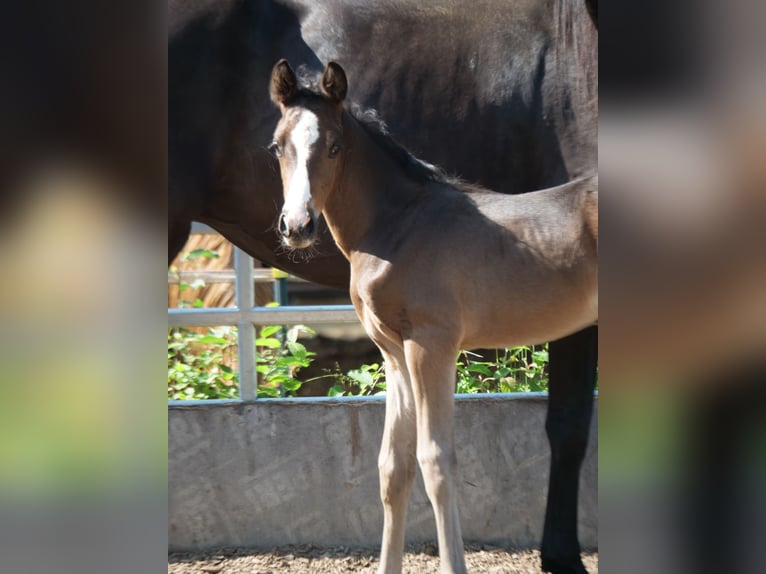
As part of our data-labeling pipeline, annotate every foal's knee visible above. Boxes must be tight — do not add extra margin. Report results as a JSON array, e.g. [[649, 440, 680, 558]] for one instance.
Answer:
[[417, 445, 456, 502], [378, 451, 416, 506]]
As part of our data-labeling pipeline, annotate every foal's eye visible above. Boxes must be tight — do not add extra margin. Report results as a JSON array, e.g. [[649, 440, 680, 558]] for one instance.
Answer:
[[267, 142, 281, 158], [328, 143, 341, 158]]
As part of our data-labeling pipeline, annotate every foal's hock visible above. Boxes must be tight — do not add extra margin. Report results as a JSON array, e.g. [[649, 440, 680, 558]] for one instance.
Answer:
[[269, 59, 598, 574]]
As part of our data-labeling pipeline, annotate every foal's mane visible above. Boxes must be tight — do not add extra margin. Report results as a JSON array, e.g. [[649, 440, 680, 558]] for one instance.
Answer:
[[346, 104, 458, 185], [294, 68, 458, 186]]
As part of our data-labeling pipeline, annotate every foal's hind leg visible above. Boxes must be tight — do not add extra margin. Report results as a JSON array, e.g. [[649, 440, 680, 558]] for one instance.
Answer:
[[404, 333, 466, 574], [376, 346, 417, 574], [541, 326, 597, 574]]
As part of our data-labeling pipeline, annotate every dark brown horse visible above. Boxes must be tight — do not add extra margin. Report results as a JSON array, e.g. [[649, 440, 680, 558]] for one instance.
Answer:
[[270, 59, 598, 573], [169, 2, 597, 572]]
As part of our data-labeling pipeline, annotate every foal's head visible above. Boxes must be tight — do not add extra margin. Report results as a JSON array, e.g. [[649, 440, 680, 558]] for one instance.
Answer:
[[269, 59, 348, 249]]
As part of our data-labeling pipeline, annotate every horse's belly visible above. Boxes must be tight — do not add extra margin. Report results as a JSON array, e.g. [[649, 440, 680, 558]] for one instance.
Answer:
[[460, 284, 597, 349]]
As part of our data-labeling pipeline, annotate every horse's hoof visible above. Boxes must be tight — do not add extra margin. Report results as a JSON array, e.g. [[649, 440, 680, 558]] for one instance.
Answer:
[[541, 557, 588, 574]]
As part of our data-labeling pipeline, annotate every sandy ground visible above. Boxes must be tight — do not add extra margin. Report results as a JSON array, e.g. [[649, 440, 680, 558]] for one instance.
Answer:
[[169, 544, 598, 573]]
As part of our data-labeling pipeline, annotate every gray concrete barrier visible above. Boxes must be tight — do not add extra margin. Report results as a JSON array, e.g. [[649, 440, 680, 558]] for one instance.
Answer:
[[168, 393, 597, 551]]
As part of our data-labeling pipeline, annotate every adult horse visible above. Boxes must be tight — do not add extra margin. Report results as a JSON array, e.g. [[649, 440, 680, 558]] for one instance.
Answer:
[[169, 1, 597, 572]]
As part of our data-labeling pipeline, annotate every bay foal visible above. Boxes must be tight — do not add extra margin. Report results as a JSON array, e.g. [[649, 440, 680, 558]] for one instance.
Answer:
[[269, 59, 598, 574]]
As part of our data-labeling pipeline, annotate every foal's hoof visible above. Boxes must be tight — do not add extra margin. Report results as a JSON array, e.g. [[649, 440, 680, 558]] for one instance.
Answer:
[[541, 557, 588, 574]]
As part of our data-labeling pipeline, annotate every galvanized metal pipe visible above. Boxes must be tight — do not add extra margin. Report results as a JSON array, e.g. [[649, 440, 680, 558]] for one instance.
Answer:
[[168, 305, 359, 326], [234, 247, 257, 401]]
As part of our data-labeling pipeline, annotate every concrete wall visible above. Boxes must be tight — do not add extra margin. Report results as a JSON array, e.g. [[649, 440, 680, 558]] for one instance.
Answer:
[[168, 394, 597, 551]]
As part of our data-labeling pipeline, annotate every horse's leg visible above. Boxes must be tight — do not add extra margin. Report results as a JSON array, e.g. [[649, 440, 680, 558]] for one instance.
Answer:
[[168, 149, 207, 265], [376, 346, 417, 574], [168, 216, 191, 265], [404, 334, 466, 574], [541, 326, 598, 574]]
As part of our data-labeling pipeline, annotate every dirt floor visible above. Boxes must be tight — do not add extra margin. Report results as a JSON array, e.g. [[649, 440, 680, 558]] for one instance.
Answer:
[[169, 543, 598, 573]]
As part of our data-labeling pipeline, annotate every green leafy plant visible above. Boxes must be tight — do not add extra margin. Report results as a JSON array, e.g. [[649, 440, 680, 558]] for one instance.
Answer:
[[170, 246, 220, 308], [455, 345, 548, 393], [326, 362, 387, 397], [255, 324, 317, 397], [317, 345, 548, 396], [177, 297, 205, 308], [183, 248, 220, 261], [167, 326, 239, 400], [168, 322, 550, 399]]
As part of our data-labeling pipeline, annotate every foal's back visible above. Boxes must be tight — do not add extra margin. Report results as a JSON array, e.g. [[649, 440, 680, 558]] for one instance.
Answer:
[[356, 175, 598, 350]]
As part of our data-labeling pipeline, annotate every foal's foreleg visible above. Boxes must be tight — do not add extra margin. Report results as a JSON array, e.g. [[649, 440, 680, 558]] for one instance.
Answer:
[[377, 347, 416, 574], [405, 336, 466, 574]]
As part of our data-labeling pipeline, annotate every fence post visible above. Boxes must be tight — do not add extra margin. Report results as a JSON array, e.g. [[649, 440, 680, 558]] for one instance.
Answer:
[[234, 247, 257, 401], [170, 223, 358, 404], [272, 267, 289, 306]]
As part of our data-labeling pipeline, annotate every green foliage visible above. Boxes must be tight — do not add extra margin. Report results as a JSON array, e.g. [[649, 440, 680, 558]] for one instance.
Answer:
[[177, 298, 204, 308], [168, 324, 549, 399], [178, 278, 206, 292], [167, 327, 239, 400], [174, 277, 206, 308], [455, 346, 549, 393], [171, 247, 218, 308], [326, 362, 387, 397], [255, 325, 317, 398], [183, 248, 220, 261]]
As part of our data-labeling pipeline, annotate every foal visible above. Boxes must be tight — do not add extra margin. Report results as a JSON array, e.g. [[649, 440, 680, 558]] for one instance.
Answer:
[[269, 59, 598, 574]]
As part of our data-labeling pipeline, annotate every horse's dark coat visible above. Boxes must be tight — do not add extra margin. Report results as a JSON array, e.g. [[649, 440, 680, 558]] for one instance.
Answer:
[[169, 0, 596, 280], [0, 1, 164, 219], [169, 2, 597, 572]]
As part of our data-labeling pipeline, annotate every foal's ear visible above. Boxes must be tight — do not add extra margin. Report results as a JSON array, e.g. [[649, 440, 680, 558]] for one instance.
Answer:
[[320, 61, 347, 103], [270, 59, 297, 106]]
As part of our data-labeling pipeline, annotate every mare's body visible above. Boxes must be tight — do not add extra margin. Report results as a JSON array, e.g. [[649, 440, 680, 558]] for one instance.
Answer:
[[269, 60, 598, 574], [169, 2, 598, 572], [169, 0, 597, 280]]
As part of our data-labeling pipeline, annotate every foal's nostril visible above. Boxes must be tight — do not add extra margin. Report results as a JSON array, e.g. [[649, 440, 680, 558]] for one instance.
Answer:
[[301, 216, 315, 237], [278, 213, 290, 237]]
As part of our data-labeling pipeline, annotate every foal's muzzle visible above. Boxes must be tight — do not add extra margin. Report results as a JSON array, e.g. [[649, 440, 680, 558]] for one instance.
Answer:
[[278, 210, 316, 248]]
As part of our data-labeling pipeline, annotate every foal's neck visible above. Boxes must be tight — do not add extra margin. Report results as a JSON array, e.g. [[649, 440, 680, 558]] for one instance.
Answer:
[[322, 111, 424, 259]]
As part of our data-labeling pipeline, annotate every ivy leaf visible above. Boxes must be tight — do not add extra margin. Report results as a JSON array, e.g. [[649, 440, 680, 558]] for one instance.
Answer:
[[197, 335, 228, 345], [184, 248, 220, 260], [347, 369, 374, 388], [286, 341, 308, 361], [281, 378, 302, 391], [328, 385, 346, 397], [494, 367, 511, 379], [256, 337, 282, 349], [259, 325, 282, 338], [467, 364, 493, 376]]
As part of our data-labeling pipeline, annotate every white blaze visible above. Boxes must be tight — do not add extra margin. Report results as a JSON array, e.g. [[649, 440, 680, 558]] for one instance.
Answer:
[[283, 110, 319, 225]]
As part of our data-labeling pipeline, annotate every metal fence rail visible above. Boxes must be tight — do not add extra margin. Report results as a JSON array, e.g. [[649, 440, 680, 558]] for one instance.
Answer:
[[168, 223, 358, 401], [168, 268, 309, 284]]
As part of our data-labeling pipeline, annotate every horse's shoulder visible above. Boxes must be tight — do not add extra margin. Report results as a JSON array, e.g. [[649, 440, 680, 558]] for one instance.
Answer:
[[350, 253, 396, 295]]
